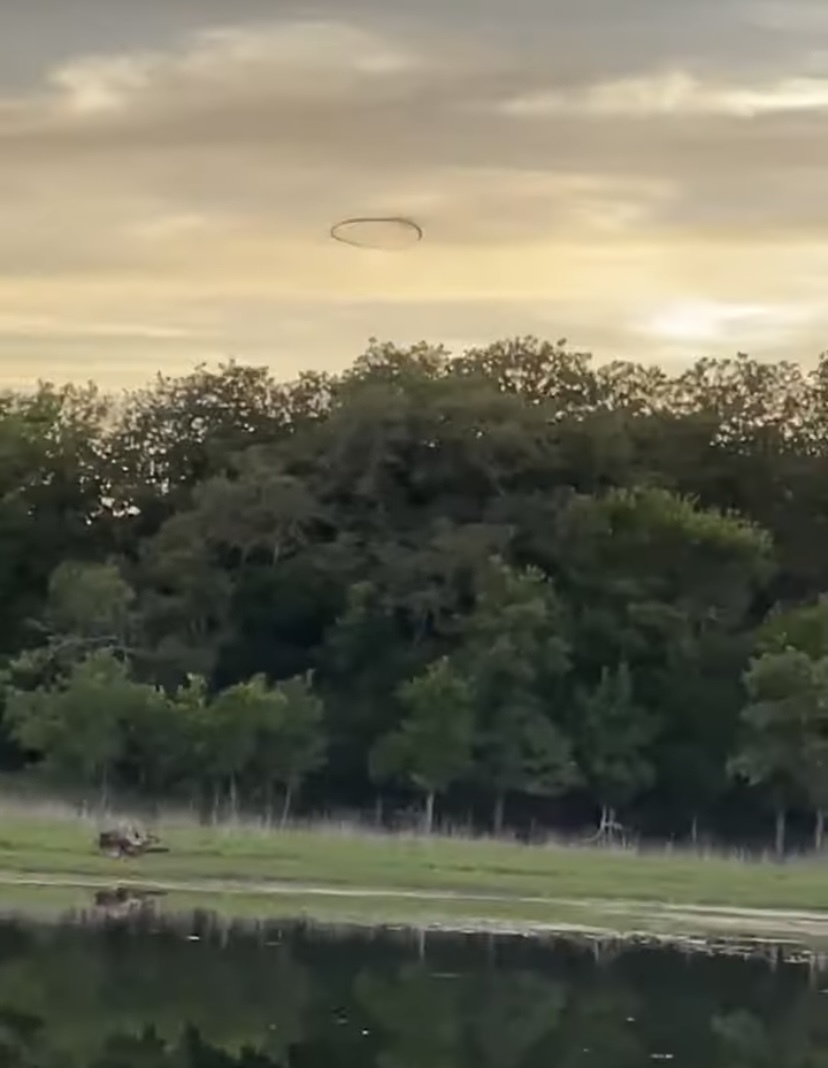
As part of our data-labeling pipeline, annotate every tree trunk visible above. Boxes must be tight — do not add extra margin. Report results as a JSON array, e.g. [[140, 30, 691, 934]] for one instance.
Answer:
[[493, 792, 505, 836], [374, 793, 385, 828], [423, 790, 435, 835], [264, 782, 274, 828], [99, 766, 109, 815], [774, 806, 787, 858], [815, 809, 825, 853], [229, 776, 239, 820], [211, 783, 221, 825], [281, 782, 294, 828], [690, 814, 699, 848]]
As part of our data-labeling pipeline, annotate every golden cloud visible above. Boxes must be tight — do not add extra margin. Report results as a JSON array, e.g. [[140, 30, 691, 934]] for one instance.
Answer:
[[0, 12, 827, 386]]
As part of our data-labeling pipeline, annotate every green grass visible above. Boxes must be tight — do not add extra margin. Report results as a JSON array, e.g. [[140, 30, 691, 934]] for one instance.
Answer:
[[1, 799, 828, 943], [0, 798, 825, 918]]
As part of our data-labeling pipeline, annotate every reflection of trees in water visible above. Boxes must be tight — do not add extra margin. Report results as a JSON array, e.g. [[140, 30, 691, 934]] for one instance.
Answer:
[[2, 1019, 280, 1068], [0, 917, 827, 1067]]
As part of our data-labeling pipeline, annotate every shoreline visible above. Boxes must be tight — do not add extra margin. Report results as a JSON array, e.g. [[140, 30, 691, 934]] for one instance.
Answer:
[[3, 808, 828, 944], [4, 870, 828, 947]]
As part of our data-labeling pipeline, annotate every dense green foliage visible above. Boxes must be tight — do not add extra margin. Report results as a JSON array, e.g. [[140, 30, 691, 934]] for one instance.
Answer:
[[4, 338, 828, 848]]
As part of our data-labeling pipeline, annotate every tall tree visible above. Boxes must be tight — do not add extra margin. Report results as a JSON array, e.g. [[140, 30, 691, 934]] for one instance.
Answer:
[[245, 673, 326, 824], [373, 658, 474, 833], [0, 384, 111, 658], [193, 675, 259, 819], [5, 650, 162, 806], [732, 648, 828, 855], [573, 663, 654, 837], [458, 559, 577, 832], [553, 485, 773, 833], [3, 560, 139, 695]]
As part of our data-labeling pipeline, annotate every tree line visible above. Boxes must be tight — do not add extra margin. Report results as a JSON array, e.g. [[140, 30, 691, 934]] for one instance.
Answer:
[[4, 338, 828, 850]]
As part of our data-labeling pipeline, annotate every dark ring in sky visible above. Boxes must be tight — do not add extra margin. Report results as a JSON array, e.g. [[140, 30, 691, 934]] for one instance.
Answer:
[[329, 216, 424, 248]]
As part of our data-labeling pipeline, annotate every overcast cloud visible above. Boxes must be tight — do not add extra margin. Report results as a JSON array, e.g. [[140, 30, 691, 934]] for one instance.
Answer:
[[1, 0, 827, 388]]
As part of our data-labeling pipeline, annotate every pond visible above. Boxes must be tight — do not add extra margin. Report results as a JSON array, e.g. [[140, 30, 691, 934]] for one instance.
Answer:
[[1, 899, 827, 1066]]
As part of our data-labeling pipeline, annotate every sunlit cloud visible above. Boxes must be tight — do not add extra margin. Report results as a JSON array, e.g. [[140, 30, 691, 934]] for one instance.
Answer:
[[637, 300, 816, 344], [498, 72, 828, 117], [0, 313, 206, 341]]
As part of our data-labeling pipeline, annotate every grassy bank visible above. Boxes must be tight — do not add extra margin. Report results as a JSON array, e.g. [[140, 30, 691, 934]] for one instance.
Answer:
[[0, 801, 827, 918]]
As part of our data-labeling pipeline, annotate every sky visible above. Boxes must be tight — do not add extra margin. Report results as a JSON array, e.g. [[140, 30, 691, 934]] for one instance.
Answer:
[[2, 0, 828, 389]]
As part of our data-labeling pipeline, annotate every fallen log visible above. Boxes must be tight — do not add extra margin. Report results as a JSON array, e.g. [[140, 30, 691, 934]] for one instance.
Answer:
[[97, 827, 168, 858]]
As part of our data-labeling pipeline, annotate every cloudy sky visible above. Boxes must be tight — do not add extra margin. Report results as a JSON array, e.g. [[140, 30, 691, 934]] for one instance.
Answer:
[[2, 0, 828, 388]]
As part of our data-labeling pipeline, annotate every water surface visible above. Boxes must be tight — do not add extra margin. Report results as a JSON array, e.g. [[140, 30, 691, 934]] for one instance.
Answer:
[[1, 904, 826, 1066]]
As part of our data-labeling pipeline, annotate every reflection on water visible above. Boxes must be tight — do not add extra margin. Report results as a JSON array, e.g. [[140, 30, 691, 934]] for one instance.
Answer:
[[2, 908, 828, 1067], [92, 887, 167, 918]]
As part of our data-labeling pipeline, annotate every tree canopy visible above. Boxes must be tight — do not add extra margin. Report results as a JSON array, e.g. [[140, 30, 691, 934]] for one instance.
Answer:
[[4, 338, 828, 848]]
